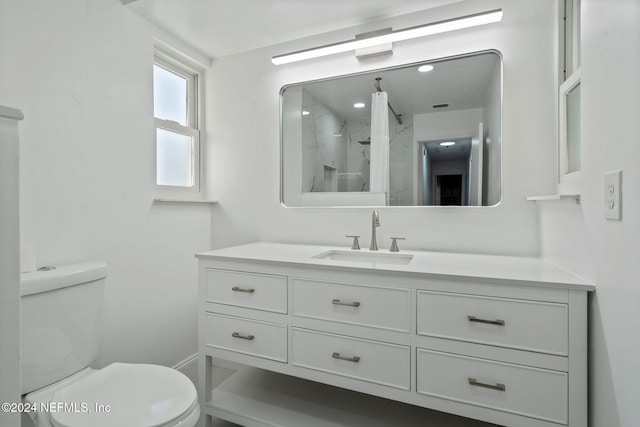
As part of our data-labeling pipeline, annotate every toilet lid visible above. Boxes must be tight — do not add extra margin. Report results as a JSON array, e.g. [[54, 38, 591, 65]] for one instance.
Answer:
[[50, 363, 197, 427]]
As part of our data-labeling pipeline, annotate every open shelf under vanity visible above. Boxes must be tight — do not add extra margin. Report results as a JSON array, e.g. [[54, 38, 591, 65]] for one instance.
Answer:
[[208, 366, 498, 427]]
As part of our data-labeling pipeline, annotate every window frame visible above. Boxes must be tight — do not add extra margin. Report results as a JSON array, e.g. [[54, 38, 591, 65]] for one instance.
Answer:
[[558, 68, 581, 194], [557, 0, 581, 196], [153, 50, 204, 198]]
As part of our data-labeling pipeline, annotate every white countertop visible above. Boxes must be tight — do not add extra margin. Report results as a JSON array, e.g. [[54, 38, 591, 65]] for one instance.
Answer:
[[197, 242, 594, 291]]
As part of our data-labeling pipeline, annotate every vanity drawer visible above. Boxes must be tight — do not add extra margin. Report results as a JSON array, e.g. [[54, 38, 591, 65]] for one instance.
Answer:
[[417, 348, 568, 424], [291, 278, 410, 332], [291, 327, 410, 390], [204, 313, 287, 362], [205, 269, 287, 313], [417, 291, 568, 355]]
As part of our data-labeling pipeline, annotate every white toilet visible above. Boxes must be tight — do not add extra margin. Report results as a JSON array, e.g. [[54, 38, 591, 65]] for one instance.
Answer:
[[20, 262, 200, 427]]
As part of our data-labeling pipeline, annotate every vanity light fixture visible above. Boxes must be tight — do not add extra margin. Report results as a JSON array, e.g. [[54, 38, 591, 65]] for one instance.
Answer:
[[440, 141, 456, 147], [271, 9, 502, 65], [353, 102, 366, 108], [302, 110, 310, 116], [418, 64, 435, 73]]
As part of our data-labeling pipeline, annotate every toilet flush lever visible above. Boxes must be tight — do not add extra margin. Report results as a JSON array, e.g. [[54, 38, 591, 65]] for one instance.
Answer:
[[389, 237, 405, 252], [346, 235, 361, 250]]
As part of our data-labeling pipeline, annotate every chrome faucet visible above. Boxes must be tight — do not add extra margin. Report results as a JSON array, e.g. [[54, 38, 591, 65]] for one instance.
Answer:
[[370, 210, 380, 251]]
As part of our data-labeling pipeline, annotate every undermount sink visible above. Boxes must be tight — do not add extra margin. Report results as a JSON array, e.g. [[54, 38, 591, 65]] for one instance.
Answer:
[[313, 250, 414, 265]]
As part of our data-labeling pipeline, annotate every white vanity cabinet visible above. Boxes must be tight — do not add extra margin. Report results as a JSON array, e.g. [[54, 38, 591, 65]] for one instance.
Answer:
[[197, 243, 594, 427]]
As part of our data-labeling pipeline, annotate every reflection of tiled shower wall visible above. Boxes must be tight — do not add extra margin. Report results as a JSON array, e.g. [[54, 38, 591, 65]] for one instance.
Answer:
[[345, 114, 413, 204], [388, 115, 413, 205], [344, 119, 371, 192], [301, 89, 347, 192], [302, 89, 414, 202]]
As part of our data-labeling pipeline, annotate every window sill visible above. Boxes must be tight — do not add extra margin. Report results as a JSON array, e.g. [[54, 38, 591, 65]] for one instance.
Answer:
[[526, 194, 580, 204], [153, 198, 218, 205]]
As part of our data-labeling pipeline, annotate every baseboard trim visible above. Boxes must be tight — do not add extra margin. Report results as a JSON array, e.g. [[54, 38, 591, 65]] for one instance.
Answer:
[[173, 353, 198, 371], [173, 353, 198, 386], [173, 354, 243, 386]]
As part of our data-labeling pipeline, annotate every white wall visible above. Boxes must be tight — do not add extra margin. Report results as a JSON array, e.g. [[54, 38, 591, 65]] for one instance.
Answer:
[[206, 0, 557, 255], [414, 108, 483, 142], [0, 0, 210, 374], [538, 1, 640, 425]]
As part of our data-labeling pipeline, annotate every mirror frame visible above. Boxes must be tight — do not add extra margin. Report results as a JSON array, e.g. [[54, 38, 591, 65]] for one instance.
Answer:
[[279, 49, 503, 208]]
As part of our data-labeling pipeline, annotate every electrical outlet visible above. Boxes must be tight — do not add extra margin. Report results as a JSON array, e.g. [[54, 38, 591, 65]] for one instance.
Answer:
[[605, 170, 622, 220]]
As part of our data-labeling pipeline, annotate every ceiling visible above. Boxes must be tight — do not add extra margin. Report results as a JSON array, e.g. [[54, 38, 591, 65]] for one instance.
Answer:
[[124, 0, 463, 59], [297, 52, 500, 123], [424, 138, 472, 161]]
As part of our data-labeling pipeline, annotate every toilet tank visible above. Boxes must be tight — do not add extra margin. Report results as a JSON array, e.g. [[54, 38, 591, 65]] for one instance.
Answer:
[[20, 262, 107, 394]]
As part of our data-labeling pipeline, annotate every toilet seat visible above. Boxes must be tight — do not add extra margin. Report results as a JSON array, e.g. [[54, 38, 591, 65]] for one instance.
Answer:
[[49, 363, 199, 427]]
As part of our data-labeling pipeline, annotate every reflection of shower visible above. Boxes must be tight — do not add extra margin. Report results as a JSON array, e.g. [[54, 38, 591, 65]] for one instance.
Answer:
[[370, 82, 389, 199], [356, 78, 401, 147]]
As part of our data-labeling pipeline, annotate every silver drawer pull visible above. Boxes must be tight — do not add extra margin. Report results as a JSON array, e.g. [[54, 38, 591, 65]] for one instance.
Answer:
[[467, 315, 505, 326], [332, 352, 360, 363], [232, 286, 255, 293], [468, 377, 506, 392], [231, 332, 255, 341], [332, 299, 360, 307]]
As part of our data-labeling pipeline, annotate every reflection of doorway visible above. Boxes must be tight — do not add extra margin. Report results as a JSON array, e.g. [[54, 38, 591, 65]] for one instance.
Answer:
[[416, 123, 484, 206], [418, 138, 471, 205], [436, 175, 463, 205]]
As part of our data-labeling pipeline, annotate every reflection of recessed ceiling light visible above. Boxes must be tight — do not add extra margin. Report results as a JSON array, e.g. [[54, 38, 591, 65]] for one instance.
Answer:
[[440, 141, 456, 147], [302, 110, 310, 115], [354, 102, 366, 108], [418, 64, 434, 72]]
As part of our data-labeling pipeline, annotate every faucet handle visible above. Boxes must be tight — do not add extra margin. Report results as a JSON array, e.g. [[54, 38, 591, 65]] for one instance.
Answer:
[[346, 235, 361, 250], [389, 237, 405, 252]]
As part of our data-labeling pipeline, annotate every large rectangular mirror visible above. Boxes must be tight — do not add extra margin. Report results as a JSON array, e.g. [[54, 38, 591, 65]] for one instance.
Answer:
[[281, 50, 502, 207]]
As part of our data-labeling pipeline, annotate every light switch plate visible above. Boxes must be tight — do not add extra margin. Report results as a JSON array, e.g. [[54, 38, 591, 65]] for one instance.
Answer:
[[605, 170, 622, 220]]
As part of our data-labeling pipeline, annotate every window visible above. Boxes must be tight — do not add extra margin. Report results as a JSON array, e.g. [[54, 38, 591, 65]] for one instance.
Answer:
[[560, 71, 581, 174], [562, 0, 580, 81], [558, 0, 581, 195], [153, 53, 201, 194]]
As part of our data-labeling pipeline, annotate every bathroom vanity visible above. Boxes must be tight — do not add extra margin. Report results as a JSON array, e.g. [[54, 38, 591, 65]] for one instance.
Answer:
[[197, 243, 594, 427]]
